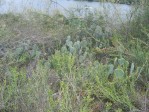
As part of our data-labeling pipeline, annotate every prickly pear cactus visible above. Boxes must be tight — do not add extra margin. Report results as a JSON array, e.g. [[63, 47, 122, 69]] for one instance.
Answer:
[[108, 57, 136, 80], [61, 36, 89, 63], [114, 68, 125, 79]]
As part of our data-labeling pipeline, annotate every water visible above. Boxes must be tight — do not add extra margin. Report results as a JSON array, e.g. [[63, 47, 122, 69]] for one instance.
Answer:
[[0, 0, 131, 20]]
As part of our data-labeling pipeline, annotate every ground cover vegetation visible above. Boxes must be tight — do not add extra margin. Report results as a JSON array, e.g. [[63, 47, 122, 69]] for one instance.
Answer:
[[0, 0, 149, 112]]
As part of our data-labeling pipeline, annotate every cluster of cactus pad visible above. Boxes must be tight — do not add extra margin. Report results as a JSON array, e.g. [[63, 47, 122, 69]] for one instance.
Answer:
[[61, 36, 89, 63], [108, 57, 137, 79]]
